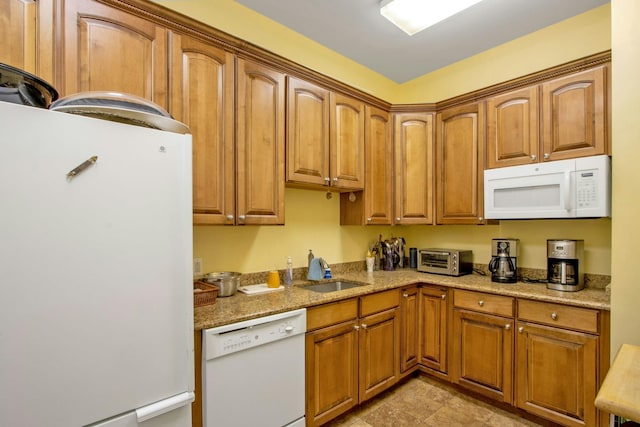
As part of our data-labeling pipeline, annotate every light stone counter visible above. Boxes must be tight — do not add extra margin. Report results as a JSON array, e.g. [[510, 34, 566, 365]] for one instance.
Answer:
[[194, 268, 610, 331]]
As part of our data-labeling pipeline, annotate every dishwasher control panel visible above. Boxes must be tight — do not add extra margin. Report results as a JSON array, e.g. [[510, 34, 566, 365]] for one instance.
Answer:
[[203, 308, 307, 360]]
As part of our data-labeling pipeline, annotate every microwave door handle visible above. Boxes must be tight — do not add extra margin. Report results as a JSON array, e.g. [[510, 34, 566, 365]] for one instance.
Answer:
[[563, 171, 572, 211]]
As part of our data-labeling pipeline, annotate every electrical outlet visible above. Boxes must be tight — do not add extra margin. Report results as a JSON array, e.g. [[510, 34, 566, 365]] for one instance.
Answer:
[[193, 258, 203, 276]]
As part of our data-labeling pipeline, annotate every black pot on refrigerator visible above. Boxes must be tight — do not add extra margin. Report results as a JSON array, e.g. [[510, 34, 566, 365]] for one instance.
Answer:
[[488, 238, 518, 283]]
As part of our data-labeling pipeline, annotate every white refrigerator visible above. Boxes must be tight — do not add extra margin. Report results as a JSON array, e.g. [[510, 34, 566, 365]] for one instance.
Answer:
[[0, 101, 194, 426]]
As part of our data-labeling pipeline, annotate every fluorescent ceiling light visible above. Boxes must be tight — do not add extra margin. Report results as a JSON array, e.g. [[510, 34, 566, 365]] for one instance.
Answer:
[[380, 0, 483, 36]]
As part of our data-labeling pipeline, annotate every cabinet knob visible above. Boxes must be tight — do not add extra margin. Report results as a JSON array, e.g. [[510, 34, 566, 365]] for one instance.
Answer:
[[531, 154, 537, 161], [544, 153, 550, 160], [441, 294, 446, 300], [478, 217, 483, 222], [226, 214, 234, 221], [478, 300, 484, 307], [354, 325, 360, 331], [324, 177, 331, 184], [361, 323, 367, 329], [505, 324, 511, 330], [551, 312, 558, 321], [403, 293, 408, 298], [518, 326, 524, 333], [396, 217, 401, 222], [332, 177, 338, 183], [367, 218, 372, 222], [238, 215, 246, 221]]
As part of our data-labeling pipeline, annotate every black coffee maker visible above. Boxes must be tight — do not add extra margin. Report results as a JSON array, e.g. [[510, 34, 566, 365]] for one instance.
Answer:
[[488, 238, 518, 283]]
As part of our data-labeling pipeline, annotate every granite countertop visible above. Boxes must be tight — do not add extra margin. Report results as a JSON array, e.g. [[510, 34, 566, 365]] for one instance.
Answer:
[[194, 269, 610, 331], [595, 343, 640, 423]]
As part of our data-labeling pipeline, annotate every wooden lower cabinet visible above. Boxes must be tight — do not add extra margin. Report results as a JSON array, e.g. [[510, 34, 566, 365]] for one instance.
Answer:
[[419, 285, 449, 378], [451, 290, 515, 404], [400, 286, 419, 374], [305, 290, 400, 427], [515, 299, 609, 427]]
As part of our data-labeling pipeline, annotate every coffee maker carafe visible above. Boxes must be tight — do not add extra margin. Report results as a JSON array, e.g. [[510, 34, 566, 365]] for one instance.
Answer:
[[547, 239, 584, 291], [488, 238, 518, 283]]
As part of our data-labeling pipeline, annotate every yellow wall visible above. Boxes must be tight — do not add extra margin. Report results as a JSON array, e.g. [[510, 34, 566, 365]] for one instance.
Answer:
[[610, 0, 640, 351], [398, 4, 611, 103]]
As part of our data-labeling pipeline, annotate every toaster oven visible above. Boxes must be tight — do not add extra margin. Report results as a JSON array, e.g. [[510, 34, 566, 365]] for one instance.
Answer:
[[417, 248, 472, 276]]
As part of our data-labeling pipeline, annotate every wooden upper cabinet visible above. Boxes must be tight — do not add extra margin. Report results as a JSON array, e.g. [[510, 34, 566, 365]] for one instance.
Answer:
[[542, 66, 607, 161], [394, 112, 434, 225], [61, 0, 168, 104], [486, 86, 539, 169], [436, 102, 485, 225], [340, 105, 393, 225], [286, 76, 331, 187], [170, 33, 234, 225], [286, 77, 364, 191], [235, 59, 286, 225], [0, 0, 37, 73], [330, 92, 365, 190]]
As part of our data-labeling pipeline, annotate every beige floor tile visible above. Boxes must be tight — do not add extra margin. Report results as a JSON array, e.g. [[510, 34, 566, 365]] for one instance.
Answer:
[[325, 376, 543, 427]]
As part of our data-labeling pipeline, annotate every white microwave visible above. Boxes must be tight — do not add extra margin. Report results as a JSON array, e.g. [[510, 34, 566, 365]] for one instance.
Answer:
[[484, 155, 611, 219]]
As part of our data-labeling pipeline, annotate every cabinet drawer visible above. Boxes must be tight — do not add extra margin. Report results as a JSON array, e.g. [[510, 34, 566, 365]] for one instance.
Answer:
[[454, 289, 514, 317], [307, 298, 358, 332], [517, 299, 599, 334], [360, 289, 400, 317]]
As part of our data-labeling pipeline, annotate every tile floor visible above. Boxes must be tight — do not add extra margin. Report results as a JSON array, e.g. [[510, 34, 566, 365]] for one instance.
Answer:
[[326, 375, 557, 427]]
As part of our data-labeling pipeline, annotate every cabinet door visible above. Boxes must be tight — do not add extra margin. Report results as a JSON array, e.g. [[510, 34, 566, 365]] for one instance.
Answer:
[[486, 86, 539, 169], [516, 321, 598, 427], [359, 307, 400, 402], [452, 309, 513, 404], [61, 0, 168, 105], [394, 112, 434, 225], [419, 286, 448, 375], [306, 320, 359, 427], [330, 92, 365, 190], [542, 66, 607, 161], [436, 102, 485, 224], [236, 59, 285, 225], [340, 105, 393, 225], [286, 76, 330, 187], [0, 0, 36, 73], [170, 33, 234, 225], [400, 286, 419, 373]]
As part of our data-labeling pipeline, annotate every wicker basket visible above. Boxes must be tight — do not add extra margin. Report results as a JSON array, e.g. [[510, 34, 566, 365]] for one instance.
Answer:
[[193, 281, 218, 307]]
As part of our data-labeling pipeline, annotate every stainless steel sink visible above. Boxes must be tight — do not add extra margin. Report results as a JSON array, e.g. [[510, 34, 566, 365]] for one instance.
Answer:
[[301, 281, 363, 293]]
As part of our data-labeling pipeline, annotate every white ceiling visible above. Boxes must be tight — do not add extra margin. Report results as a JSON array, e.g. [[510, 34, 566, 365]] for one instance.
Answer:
[[235, 0, 609, 83]]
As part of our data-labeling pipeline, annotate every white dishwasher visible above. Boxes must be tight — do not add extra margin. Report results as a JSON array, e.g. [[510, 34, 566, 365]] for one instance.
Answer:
[[202, 308, 307, 427]]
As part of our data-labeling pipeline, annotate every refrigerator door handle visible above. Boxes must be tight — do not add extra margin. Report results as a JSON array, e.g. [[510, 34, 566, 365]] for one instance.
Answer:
[[135, 392, 195, 422]]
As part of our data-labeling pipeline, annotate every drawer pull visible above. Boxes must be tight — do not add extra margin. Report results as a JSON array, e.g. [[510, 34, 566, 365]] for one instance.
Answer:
[[518, 326, 524, 333], [478, 300, 484, 307], [551, 312, 558, 321], [505, 324, 511, 330]]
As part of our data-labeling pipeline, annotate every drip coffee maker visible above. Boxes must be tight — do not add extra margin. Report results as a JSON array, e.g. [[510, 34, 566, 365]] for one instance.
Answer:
[[547, 239, 584, 291], [488, 238, 518, 283]]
